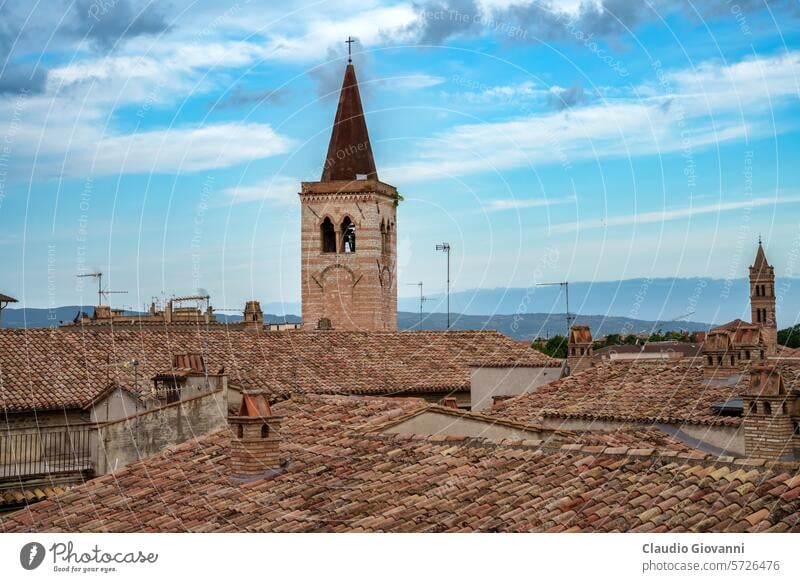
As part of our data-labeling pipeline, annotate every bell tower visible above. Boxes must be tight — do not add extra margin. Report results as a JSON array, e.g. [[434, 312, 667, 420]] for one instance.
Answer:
[[750, 240, 777, 353], [299, 61, 398, 331]]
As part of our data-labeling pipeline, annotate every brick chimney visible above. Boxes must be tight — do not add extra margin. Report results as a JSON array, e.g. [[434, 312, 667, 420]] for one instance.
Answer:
[[242, 300, 264, 332], [228, 393, 283, 479], [442, 396, 458, 409], [742, 363, 795, 460]]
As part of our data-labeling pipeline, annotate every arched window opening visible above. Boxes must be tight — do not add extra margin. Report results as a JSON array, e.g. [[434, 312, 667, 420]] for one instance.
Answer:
[[782, 402, 788, 415], [261, 424, 269, 438], [745, 350, 751, 360], [237, 424, 244, 439], [321, 217, 336, 253], [748, 401, 757, 415], [341, 217, 355, 253], [380, 220, 387, 255], [763, 401, 772, 416]]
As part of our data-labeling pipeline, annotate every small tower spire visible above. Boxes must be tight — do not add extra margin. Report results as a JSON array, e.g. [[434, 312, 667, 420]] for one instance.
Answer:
[[320, 60, 378, 182]]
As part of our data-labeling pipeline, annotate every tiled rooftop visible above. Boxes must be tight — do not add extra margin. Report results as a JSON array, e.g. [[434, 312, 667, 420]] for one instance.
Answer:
[[0, 328, 556, 412], [489, 360, 751, 427], [2, 394, 798, 533]]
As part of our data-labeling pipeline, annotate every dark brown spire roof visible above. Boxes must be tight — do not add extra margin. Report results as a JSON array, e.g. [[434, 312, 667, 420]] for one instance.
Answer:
[[321, 64, 378, 182], [752, 241, 771, 271]]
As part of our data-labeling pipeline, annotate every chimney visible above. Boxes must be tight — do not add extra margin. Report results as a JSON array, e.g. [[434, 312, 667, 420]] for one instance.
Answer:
[[243, 300, 264, 332], [228, 393, 283, 479], [442, 396, 458, 409], [742, 363, 795, 460]]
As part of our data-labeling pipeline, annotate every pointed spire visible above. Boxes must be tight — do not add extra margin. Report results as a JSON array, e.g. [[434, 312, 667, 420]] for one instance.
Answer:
[[320, 63, 378, 182], [753, 239, 770, 271]]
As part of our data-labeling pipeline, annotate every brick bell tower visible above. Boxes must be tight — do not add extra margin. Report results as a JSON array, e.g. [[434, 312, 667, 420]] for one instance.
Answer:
[[750, 240, 777, 353], [299, 61, 398, 331]]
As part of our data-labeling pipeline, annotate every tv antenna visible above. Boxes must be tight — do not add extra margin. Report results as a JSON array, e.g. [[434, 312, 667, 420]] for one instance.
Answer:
[[536, 281, 572, 336], [407, 282, 432, 326], [77, 272, 127, 306], [435, 243, 451, 329]]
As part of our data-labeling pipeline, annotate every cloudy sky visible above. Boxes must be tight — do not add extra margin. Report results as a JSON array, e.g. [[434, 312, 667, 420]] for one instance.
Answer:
[[1, 0, 799, 312]]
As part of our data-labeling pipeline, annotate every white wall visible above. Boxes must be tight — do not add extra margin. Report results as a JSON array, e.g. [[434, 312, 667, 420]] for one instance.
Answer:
[[382, 410, 554, 441], [88, 388, 143, 423], [470, 366, 564, 412]]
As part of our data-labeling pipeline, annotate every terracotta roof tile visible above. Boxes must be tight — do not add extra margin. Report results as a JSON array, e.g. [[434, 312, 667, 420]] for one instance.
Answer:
[[1, 394, 797, 533], [489, 359, 749, 427], [0, 328, 553, 411]]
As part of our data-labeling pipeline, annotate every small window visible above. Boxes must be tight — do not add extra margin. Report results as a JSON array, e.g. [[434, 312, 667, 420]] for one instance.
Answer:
[[321, 217, 336, 253], [237, 424, 244, 439], [708, 356, 713, 366], [763, 401, 772, 416], [261, 424, 269, 438], [341, 217, 355, 253], [748, 401, 757, 415], [745, 350, 750, 360], [782, 402, 788, 415]]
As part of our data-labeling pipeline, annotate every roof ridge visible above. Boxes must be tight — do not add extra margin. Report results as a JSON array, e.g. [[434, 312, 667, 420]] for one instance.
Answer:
[[367, 431, 800, 470]]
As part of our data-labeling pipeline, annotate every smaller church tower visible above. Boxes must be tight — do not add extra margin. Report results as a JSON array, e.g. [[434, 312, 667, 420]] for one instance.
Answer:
[[567, 325, 594, 375], [750, 241, 777, 353]]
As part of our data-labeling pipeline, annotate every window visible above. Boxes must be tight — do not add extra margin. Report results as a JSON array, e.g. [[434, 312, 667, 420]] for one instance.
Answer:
[[321, 217, 336, 253], [763, 401, 772, 416], [380, 220, 387, 255], [237, 424, 244, 438], [341, 216, 355, 253], [782, 402, 788, 415], [745, 350, 751, 360], [748, 401, 757, 415], [708, 356, 713, 366], [261, 424, 269, 438]]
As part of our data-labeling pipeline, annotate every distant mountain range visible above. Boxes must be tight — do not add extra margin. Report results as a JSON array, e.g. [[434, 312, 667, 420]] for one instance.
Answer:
[[243, 278, 798, 329], [5, 275, 795, 341], [2, 305, 707, 341]]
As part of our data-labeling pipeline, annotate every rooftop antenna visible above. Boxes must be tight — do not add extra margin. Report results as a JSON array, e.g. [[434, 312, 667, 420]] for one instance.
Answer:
[[407, 282, 432, 326], [537, 281, 572, 336], [345, 36, 354, 63], [76, 271, 127, 306], [435, 243, 451, 329]]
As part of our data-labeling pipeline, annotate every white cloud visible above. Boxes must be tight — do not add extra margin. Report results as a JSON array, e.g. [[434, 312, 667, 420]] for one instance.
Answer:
[[483, 194, 575, 212], [223, 176, 299, 205], [385, 51, 800, 183], [550, 195, 800, 234], [91, 123, 295, 175], [391, 74, 447, 90]]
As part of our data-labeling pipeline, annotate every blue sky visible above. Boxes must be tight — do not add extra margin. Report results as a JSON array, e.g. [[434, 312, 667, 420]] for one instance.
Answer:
[[1, 0, 799, 313]]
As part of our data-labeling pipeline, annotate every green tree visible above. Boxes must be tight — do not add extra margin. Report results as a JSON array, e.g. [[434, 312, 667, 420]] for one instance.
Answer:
[[778, 324, 800, 348], [531, 335, 568, 359]]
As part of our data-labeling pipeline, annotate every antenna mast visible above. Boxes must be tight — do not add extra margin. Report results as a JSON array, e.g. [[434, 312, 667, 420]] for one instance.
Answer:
[[537, 281, 572, 336]]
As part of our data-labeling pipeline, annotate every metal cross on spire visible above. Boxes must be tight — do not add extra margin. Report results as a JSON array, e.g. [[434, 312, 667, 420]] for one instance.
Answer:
[[345, 36, 354, 63]]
